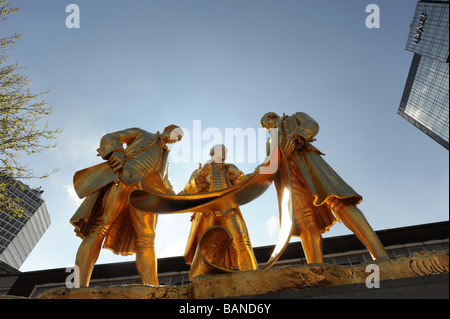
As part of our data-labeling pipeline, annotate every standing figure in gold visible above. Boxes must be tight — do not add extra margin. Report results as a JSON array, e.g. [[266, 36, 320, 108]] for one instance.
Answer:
[[70, 125, 183, 287], [260, 112, 388, 263], [181, 144, 258, 275]]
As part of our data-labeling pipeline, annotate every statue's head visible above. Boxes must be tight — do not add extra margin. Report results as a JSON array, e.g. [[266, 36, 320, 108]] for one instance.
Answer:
[[161, 124, 183, 144], [260, 112, 280, 130], [210, 144, 227, 163]]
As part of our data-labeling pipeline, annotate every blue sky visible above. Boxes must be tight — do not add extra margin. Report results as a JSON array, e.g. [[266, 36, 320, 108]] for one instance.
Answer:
[[2, 0, 448, 272]]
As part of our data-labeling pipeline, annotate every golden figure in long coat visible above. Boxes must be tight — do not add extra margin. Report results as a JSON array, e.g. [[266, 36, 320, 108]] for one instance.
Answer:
[[260, 112, 388, 263], [70, 125, 183, 286], [181, 144, 258, 276]]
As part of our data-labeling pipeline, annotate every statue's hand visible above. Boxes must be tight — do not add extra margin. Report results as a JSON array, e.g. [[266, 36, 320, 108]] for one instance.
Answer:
[[283, 138, 296, 157], [291, 133, 306, 147], [108, 151, 125, 172], [284, 134, 306, 157]]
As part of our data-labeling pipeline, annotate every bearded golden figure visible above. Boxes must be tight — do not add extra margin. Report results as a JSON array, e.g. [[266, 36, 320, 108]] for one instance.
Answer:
[[260, 112, 388, 264], [70, 125, 183, 287], [181, 144, 258, 277]]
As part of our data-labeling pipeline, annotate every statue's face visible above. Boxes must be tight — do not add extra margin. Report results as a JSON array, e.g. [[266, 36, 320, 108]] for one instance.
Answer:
[[162, 128, 183, 144], [211, 146, 227, 163]]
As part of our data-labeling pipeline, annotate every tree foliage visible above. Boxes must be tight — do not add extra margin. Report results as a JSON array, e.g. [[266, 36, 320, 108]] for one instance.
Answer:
[[1, 0, 62, 217]]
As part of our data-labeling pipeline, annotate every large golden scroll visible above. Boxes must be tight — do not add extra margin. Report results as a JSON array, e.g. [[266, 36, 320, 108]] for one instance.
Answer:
[[129, 147, 294, 269]]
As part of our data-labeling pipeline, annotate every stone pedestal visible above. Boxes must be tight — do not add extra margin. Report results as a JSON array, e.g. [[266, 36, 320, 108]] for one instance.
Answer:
[[34, 250, 448, 299]]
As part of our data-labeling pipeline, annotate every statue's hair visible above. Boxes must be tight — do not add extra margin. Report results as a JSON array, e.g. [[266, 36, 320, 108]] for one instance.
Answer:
[[163, 124, 180, 133], [260, 112, 280, 126], [209, 144, 227, 156], [163, 124, 183, 142]]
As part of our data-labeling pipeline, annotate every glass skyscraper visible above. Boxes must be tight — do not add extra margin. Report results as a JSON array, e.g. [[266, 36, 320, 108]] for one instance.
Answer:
[[0, 176, 51, 269], [399, 0, 449, 150]]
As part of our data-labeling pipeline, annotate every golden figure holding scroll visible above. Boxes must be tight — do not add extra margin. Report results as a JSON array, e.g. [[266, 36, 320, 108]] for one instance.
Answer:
[[180, 144, 258, 278], [260, 112, 388, 264], [70, 125, 183, 287]]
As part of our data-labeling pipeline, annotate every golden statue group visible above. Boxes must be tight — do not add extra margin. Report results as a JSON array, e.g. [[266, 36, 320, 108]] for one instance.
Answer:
[[70, 112, 388, 287]]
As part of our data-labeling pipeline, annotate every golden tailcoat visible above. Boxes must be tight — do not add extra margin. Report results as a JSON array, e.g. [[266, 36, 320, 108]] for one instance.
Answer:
[[70, 128, 173, 255], [274, 112, 362, 235], [181, 162, 252, 268]]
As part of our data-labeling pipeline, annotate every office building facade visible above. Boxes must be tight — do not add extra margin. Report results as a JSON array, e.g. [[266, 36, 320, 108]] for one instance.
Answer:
[[399, 0, 449, 150], [0, 175, 51, 269]]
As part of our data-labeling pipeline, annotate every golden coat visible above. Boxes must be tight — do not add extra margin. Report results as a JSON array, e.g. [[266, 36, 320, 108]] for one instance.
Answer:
[[273, 112, 362, 235], [70, 128, 172, 255]]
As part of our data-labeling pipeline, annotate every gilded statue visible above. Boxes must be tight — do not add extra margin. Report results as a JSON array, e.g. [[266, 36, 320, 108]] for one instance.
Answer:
[[180, 144, 258, 277], [260, 112, 388, 263], [70, 126, 183, 286]]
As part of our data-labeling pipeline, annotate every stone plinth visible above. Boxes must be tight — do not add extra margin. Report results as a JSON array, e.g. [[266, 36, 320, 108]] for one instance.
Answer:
[[35, 250, 448, 299]]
